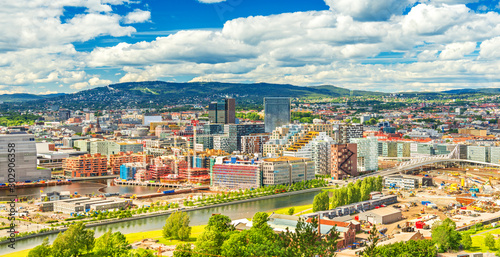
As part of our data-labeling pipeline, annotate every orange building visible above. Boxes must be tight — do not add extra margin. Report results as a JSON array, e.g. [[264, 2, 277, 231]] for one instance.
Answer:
[[109, 152, 153, 175], [62, 154, 107, 178], [331, 143, 358, 180]]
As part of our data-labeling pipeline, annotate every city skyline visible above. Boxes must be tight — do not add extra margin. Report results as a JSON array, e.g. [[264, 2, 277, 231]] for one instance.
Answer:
[[3, 0, 500, 95]]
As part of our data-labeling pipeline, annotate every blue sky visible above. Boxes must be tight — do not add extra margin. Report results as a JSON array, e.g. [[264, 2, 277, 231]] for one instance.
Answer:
[[2, 0, 500, 95]]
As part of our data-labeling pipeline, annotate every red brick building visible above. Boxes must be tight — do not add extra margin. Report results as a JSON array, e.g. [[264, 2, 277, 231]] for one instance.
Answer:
[[331, 143, 358, 180], [63, 153, 107, 177], [109, 152, 152, 175]]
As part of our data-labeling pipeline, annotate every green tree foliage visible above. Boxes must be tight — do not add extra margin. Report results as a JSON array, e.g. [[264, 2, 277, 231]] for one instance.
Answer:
[[27, 237, 51, 257], [312, 191, 329, 212], [280, 217, 340, 257], [431, 218, 461, 252], [495, 238, 500, 250], [461, 233, 472, 250], [0, 112, 40, 127], [375, 239, 437, 256], [163, 211, 192, 241], [362, 225, 379, 257], [173, 243, 193, 257], [485, 233, 495, 250], [193, 215, 235, 257], [291, 112, 321, 124], [236, 112, 262, 121], [51, 222, 95, 257], [129, 248, 156, 257], [93, 230, 131, 256], [287, 207, 295, 215], [329, 176, 383, 207]]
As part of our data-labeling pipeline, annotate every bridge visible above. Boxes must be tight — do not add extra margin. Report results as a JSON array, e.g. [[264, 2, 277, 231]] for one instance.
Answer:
[[348, 146, 500, 182]]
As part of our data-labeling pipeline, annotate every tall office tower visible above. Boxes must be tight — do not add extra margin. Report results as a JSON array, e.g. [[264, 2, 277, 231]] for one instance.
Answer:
[[0, 134, 51, 183], [224, 124, 265, 153], [264, 97, 291, 133], [208, 98, 236, 124], [59, 110, 71, 121]]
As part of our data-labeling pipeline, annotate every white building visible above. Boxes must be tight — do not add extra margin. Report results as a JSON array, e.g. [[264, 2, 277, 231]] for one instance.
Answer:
[[350, 137, 378, 172]]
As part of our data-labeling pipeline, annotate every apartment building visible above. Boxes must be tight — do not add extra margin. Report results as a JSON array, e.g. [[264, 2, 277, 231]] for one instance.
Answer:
[[241, 133, 270, 154], [331, 143, 358, 180], [109, 151, 152, 175], [62, 153, 107, 177], [337, 123, 363, 144]]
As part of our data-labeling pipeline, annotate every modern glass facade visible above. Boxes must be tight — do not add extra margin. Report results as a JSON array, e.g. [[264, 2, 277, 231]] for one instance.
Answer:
[[264, 97, 291, 133]]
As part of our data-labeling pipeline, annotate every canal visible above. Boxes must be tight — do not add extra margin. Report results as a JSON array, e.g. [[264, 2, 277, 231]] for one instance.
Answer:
[[0, 190, 320, 255]]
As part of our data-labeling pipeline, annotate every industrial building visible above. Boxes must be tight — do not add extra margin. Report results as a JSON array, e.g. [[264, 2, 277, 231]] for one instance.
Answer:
[[306, 195, 398, 219], [52, 197, 132, 214], [384, 175, 419, 190], [0, 134, 51, 183], [357, 207, 402, 224], [264, 97, 291, 133]]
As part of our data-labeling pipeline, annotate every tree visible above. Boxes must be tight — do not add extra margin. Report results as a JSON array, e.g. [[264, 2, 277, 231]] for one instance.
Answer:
[[194, 215, 234, 257], [287, 207, 295, 215], [461, 233, 472, 250], [375, 239, 437, 256], [94, 230, 130, 256], [312, 192, 329, 212], [174, 243, 193, 257], [495, 238, 500, 251], [28, 237, 51, 257], [51, 222, 95, 257], [431, 218, 461, 252], [280, 217, 339, 256], [485, 233, 495, 250], [163, 211, 191, 241], [362, 225, 379, 257]]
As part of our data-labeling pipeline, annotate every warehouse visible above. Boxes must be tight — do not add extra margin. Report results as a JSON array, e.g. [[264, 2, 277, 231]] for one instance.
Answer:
[[358, 207, 402, 224]]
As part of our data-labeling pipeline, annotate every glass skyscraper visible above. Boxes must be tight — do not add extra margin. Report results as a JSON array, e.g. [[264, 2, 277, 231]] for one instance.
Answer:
[[264, 97, 291, 133]]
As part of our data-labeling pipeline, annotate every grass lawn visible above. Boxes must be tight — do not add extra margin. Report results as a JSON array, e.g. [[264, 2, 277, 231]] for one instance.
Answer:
[[466, 228, 500, 253], [1, 249, 30, 257], [268, 204, 313, 216], [125, 225, 206, 246]]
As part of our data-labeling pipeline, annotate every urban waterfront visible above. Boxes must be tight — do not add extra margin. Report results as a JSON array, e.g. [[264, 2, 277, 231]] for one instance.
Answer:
[[0, 190, 320, 255], [0, 179, 160, 201]]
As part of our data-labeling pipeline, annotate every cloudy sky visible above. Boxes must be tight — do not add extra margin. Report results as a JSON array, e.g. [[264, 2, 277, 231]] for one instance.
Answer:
[[2, 0, 500, 95]]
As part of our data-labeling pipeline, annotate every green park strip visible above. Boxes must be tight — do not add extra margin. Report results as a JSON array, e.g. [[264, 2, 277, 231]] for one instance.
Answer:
[[124, 224, 206, 245], [268, 204, 313, 216], [465, 227, 500, 253]]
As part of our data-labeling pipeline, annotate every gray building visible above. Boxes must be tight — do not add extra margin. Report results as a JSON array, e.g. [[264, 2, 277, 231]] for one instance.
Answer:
[[0, 134, 51, 183], [223, 124, 265, 153], [264, 97, 291, 133], [358, 207, 402, 224]]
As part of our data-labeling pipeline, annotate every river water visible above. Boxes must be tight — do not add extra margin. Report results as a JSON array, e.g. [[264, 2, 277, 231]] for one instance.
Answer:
[[0, 190, 320, 255]]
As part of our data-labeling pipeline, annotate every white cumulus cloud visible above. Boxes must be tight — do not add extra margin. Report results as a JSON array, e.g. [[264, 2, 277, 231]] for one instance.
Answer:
[[123, 9, 151, 24], [439, 42, 476, 60]]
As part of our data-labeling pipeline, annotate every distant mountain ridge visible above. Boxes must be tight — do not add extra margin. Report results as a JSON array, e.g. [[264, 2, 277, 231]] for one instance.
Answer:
[[1, 82, 500, 109]]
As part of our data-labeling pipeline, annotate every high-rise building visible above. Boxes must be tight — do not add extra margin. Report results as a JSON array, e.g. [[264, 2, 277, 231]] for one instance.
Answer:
[[208, 98, 235, 124], [224, 124, 265, 153], [0, 134, 51, 183], [331, 143, 358, 180], [337, 123, 363, 144], [350, 137, 378, 172], [264, 97, 291, 133]]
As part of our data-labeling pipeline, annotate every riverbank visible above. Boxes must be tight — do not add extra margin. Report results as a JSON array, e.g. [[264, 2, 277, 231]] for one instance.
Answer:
[[0, 187, 323, 246]]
